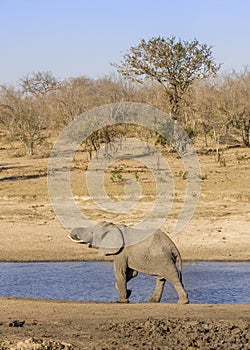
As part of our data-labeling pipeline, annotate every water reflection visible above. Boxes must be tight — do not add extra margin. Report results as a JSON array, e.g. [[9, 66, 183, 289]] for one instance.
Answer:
[[0, 261, 249, 304]]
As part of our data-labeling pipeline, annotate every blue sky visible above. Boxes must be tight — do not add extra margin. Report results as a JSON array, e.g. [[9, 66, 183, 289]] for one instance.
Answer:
[[0, 0, 250, 85]]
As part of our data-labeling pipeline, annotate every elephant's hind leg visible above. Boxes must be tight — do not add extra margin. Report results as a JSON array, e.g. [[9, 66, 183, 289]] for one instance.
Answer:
[[164, 265, 189, 304], [148, 277, 166, 303]]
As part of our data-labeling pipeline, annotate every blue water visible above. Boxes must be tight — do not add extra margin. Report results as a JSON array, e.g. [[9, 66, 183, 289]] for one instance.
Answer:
[[0, 261, 249, 304]]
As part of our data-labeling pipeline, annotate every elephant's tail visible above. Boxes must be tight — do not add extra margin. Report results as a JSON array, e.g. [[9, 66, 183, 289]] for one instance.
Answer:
[[172, 246, 183, 283], [176, 255, 183, 284]]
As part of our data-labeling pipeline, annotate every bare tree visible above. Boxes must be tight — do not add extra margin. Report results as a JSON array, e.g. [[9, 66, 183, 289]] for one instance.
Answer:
[[0, 85, 47, 156], [217, 69, 250, 147], [51, 76, 98, 126], [20, 71, 60, 97]]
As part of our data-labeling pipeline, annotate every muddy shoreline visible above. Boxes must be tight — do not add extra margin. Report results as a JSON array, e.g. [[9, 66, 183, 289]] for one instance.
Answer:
[[0, 299, 249, 349]]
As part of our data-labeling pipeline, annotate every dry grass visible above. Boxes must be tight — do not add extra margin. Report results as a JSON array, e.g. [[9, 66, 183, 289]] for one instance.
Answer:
[[1, 141, 250, 222], [0, 139, 249, 261]]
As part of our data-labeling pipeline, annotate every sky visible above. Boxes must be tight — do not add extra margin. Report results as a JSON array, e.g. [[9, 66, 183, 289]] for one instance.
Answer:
[[0, 0, 250, 85]]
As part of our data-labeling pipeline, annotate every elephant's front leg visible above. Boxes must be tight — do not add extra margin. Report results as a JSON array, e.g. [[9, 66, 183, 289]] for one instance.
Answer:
[[114, 259, 129, 303], [148, 277, 166, 303]]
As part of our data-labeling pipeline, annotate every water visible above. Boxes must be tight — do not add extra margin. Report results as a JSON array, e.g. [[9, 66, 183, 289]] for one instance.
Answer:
[[0, 261, 249, 304]]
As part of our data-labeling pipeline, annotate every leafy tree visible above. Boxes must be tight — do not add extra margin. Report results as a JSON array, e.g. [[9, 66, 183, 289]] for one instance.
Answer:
[[116, 36, 220, 119]]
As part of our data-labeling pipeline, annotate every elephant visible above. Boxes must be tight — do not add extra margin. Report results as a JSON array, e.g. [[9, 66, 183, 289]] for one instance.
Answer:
[[69, 221, 189, 304]]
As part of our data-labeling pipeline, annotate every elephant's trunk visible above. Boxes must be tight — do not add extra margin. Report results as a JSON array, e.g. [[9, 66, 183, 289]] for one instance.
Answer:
[[69, 227, 93, 244]]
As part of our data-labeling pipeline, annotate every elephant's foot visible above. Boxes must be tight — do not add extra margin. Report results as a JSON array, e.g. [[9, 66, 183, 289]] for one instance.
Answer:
[[177, 296, 189, 304], [116, 298, 129, 303], [116, 289, 131, 303], [148, 297, 160, 303]]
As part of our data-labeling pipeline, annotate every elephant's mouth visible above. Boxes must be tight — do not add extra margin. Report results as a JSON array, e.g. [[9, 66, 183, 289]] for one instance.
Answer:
[[68, 235, 93, 248]]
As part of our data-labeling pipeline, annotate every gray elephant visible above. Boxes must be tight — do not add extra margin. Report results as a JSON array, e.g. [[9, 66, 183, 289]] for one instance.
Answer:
[[69, 221, 189, 304]]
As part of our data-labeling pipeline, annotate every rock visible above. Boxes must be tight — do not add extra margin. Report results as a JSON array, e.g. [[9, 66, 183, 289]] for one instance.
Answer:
[[1, 338, 73, 350], [9, 320, 25, 327]]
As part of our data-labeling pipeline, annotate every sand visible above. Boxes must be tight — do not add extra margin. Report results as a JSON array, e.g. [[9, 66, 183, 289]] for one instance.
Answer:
[[0, 146, 249, 349], [0, 299, 249, 349], [0, 215, 249, 349]]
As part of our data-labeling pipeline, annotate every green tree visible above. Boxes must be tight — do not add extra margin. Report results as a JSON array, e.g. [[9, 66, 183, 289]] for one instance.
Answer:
[[116, 36, 220, 120]]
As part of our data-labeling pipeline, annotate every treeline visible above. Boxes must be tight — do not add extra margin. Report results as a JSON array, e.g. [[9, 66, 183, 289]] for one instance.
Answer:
[[0, 69, 249, 156]]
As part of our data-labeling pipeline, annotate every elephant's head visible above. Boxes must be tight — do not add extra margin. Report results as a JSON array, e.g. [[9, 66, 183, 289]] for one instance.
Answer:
[[69, 221, 124, 256]]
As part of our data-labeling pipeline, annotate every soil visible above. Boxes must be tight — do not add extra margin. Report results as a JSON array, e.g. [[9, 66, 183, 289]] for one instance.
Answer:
[[0, 143, 249, 349], [0, 146, 249, 262], [0, 299, 249, 349]]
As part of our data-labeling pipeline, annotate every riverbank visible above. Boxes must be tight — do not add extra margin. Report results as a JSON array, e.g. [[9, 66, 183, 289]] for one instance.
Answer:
[[0, 298, 249, 349], [0, 216, 249, 262]]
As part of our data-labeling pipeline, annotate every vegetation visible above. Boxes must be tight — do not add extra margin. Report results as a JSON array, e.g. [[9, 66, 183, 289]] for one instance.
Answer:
[[0, 38, 250, 157], [116, 36, 220, 119]]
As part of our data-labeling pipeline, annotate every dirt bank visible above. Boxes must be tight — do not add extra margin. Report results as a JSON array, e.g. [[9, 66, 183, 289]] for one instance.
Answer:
[[0, 299, 249, 349]]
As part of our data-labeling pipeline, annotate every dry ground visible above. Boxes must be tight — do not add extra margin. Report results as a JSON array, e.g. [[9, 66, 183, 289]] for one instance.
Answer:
[[0, 299, 249, 349], [0, 143, 249, 261], [0, 141, 249, 349]]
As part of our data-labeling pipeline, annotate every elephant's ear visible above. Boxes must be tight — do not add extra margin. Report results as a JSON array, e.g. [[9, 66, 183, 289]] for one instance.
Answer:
[[98, 224, 124, 256]]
